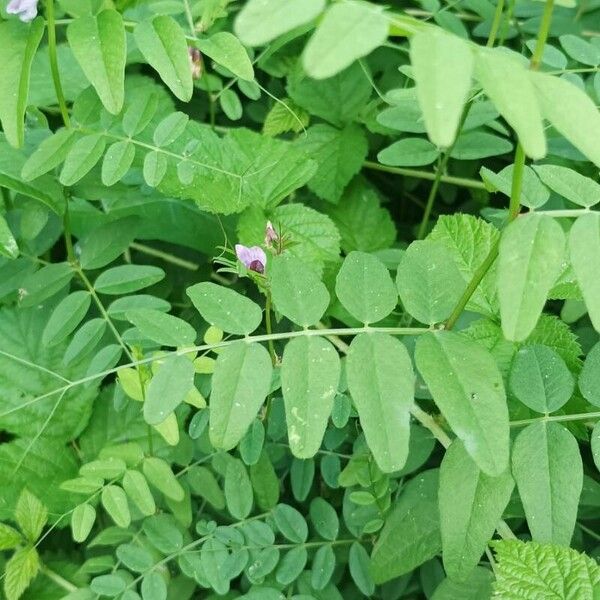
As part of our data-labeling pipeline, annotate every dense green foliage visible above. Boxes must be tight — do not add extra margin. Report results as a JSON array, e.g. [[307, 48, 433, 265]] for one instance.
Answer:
[[1, 0, 600, 598]]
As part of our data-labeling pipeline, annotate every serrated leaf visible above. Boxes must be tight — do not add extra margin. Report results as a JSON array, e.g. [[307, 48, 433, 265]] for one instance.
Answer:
[[186, 282, 263, 334], [210, 341, 273, 450], [371, 469, 440, 583], [0, 19, 45, 148], [498, 214, 565, 341], [335, 251, 397, 324], [4, 546, 39, 600], [569, 213, 600, 332], [512, 421, 582, 545], [15, 489, 47, 542], [492, 539, 600, 599], [134, 16, 193, 102], [196, 32, 254, 81], [302, 1, 389, 80], [144, 354, 195, 425], [0, 523, 22, 550], [474, 48, 546, 159], [397, 240, 465, 325], [42, 291, 91, 347], [347, 333, 414, 472], [410, 28, 474, 148], [262, 99, 309, 136], [235, 0, 325, 46], [281, 336, 340, 458], [67, 10, 126, 114], [439, 440, 514, 581], [269, 254, 330, 327], [415, 331, 509, 476], [298, 124, 368, 203]]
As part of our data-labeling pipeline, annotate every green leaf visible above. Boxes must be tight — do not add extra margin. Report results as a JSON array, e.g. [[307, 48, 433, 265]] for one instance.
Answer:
[[415, 331, 509, 476], [302, 1, 389, 80], [21, 129, 78, 181], [122, 469, 156, 516], [94, 265, 165, 295], [432, 567, 494, 600], [533, 165, 600, 207], [428, 214, 499, 316], [134, 16, 193, 102], [0, 214, 18, 259], [348, 542, 375, 596], [298, 124, 368, 203], [71, 503, 96, 543], [509, 345, 574, 413], [410, 28, 473, 148], [273, 503, 308, 543], [269, 254, 330, 327], [580, 342, 600, 407], [79, 216, 140, 270], [144, 355, 196, 425], [0, 19, 45, 148], [263, 98, 309, 136], [101, 485, 130, 528], [143, 457, 185, 502], [371, 469, 440, 583], [141, 572, 167, 600], [101, 141, 136, 186], [122, 90, 159, 137], [323, 179, 396, 253], [498, 214, 565, 341], [559, 34, 600, 66], [42, 291, 91, 347], [152, 112, 189, 147], [377, 137, 438, 167], [439, 440, 514, 581], [107, 295, 170, 321], [4, 546, 39, 600], [335, 251, 397, 324], [127, 309, 196, 347], [512, 422, 583, 545], [67, 10, 126, 114], [592, 420, 600, 472], [19, 262, 73, 307], [531, 71, 600, 168], [397, 240, 465, 325], [143, 150, 168, 187], [90, 574, 126, 597], [224, 458, 253, 519], [143, 514, 183, 554], [569, 213, 600, 332], [492, 539, 600, 599], [196, 32, 254, 81], [240, 419, 264, 466], [281, 336, 340, 458], [480, 164, 549, 209], [210, 341, 273, 450], [249, 451, 279, 511], [186, 282, 263, 335], [235, 0, 325, 46], [63, 318, 106, 365], [311, 544, 335, 590], [309, 498, 339, 541], [474, 48, 546, 159], [80, 458, 126, 479], [116, 543, 154, 572], [450, 131, 512, 159], [276, 546, 307, 585], [347, 333, 414, 472], [188, 466, 226, 510], [59, 133, 107, 186], [0, 523, 23, 550], [15, 489, 47, 542]]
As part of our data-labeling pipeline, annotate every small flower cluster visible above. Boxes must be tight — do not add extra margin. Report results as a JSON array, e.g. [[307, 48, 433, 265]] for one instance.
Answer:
[[235, 221, 279, 274], [7, 0, 38, 22]]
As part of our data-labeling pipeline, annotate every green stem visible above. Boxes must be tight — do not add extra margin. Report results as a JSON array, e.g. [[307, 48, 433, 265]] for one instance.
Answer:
[[410, 404, 452, 448], [363, 161, 486, 190], [264, 293, 277, 366], [40, 565, 77, 593], [129, 242, 199, 271], [486, 0, 506, 47], [417, 154, 445, 239], [63, 193, 75, 264], [530, 0, 555, 70], [510, 410, 600, 427], [45, 0, 71, 128]]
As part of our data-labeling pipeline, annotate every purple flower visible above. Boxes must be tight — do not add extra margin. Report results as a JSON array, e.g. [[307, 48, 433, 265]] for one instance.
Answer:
[[235, 244, 267, 274], [264, 221, 278, 247], [6, 0, 38, 22]]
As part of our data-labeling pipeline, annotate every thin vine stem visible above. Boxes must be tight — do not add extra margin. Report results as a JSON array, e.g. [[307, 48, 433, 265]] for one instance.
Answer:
[[486, 0, 506, 47], [45, 0, 71, 128]]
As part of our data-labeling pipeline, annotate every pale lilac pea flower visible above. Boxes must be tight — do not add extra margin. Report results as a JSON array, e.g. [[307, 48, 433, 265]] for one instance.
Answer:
[[264, 221, 278, 247], [235, 244, 267, 274], [6, 0, 38, 22]]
